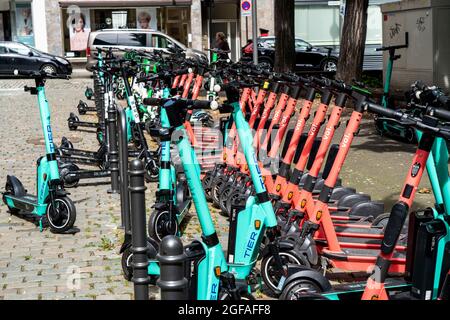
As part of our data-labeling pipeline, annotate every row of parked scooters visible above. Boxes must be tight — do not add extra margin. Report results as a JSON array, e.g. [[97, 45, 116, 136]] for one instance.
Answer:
[[2, 46, 449, 300]]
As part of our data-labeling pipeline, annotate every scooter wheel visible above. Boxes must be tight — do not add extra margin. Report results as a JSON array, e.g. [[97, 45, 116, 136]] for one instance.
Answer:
[[201, 173, 213, 201], [46, 196, 76, 233], [148, 210, 178, 243], [219, 290, 255, 300], [405, 127, 417, 144], [67, 115, 79, 131], [218, 184, 234, 216], [261, 250, 309, 295], [226, 190, 244, 217], [121, 237, 159, 282], [279, 278, 324, 300], [371, 213, 392, 230], [59, 163, 80, 188], [144, 162, 159, 183], [211, 178, 226, 207], [60, 137, 74, 150], [4, 181, 21, 214], [77, 101, 88, 115]]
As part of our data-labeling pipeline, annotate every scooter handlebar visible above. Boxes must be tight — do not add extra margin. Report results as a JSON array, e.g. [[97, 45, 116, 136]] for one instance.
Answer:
[[428, 106, 450, 122], [365, 102, 404, 119], [143, 98, 219, 110]]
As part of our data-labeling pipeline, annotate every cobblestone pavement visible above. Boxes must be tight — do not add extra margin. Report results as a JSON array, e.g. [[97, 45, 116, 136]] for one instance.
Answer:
[[0, 79, 434, 300]]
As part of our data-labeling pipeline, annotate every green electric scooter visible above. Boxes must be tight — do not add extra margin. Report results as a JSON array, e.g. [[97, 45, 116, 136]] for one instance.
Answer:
[[2, 70, 77, 234]]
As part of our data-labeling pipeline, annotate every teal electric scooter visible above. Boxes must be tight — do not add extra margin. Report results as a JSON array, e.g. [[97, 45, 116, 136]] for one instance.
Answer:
[[374, 32, 416, 142], [153, 87, 302, 299], [2, 70, 77, 234]]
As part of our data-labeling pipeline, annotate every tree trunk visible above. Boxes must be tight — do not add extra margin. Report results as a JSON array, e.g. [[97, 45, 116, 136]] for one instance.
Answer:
[[336, 0, 369, 83], [274, 0, 295, 72]]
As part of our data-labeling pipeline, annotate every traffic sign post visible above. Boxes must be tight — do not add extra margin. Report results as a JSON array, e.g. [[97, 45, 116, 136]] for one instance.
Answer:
[[241, 0, 252, 17], [251, 0, 258, 64]]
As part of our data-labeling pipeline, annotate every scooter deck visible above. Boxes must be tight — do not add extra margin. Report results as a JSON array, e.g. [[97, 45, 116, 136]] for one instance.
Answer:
[[4, 193, 45, 215], [7, 194, 38, 204]]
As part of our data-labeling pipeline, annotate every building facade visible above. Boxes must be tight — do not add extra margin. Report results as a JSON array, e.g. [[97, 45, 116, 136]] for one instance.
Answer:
[[0, 0, 427, 73], [0, 0, 279, 63]]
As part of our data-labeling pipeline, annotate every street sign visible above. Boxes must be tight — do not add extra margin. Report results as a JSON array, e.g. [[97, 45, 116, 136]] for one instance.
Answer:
[[241, 0, 252, 17]]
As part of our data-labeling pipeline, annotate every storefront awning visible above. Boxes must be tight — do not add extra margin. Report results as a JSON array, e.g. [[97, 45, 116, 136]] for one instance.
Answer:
[[59, 0, 192, 7]]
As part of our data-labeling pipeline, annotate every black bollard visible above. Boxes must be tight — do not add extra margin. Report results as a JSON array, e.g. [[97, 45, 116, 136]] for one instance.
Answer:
[[157, 236, 188, 300], [129, 159, 150, 300], [118, 108, 130, 231], [107, 101, 120, 193]]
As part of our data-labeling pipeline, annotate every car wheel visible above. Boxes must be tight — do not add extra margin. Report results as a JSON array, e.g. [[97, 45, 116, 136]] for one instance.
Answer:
[[321, 58, 338, 72], [41, 64, 57, 75]]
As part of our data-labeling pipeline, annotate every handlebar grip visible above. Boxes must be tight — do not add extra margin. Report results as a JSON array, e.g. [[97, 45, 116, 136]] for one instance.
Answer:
[[439, 129, 450, 140], [366, 102, 404, 119], [143, 98, 170, 106], [192, 99, 213, 109], [429, 107, 450, 122]]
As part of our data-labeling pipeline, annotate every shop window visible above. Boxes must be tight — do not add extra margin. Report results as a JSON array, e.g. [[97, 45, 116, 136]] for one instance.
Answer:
[[159, 7, 190, 45]]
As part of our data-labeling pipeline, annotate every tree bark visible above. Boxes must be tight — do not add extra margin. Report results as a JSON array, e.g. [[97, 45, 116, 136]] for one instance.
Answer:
[[274, 0, 295, 72], [336, 0, 369, 83]]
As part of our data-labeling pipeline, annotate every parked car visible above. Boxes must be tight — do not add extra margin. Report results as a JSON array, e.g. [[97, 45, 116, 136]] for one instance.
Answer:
[[0, 41, 72, 76], [241, 36, 339, 72], [86, 29, 208, 71]]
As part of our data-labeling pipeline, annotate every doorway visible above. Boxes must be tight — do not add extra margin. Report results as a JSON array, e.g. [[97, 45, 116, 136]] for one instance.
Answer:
[[0, 11, 12, 41], [209, 19, 239, 62]]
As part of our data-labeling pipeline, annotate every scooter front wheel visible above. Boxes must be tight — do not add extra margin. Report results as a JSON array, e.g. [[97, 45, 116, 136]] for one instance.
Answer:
[[211, 178, 226, 207], [148, 210, 178, 243], [67, 114, 79, 131], [279, 278, 324, 300], [77, 101, 88, 115], [121, 239, 159, 283], [261, 250, 308, 295], [144, 161, 159, 183], [218, 183, 234, 216], [219, 290, 255, 300], [201, 173, 213, 201], [46, 196, 76, 233], [59, 163, 80, 188]]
